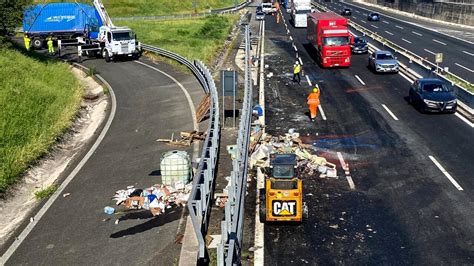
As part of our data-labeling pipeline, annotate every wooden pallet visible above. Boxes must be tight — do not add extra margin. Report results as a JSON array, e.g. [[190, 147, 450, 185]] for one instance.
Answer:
[[196, 94, 211, 123]]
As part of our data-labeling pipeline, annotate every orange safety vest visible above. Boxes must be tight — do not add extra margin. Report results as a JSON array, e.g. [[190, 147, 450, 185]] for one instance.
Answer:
[[307, 91, 320, 105]]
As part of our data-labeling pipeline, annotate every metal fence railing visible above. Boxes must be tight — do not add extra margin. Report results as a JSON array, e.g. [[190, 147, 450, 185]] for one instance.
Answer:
[[141, 44, 220, 260], [217, 23, 253, 265]]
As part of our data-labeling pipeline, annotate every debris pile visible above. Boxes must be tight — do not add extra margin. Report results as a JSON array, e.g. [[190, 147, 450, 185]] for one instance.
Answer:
[[249, 129, 337, 178], [157, 130, 206, 147], [105, 182, 192, 217]]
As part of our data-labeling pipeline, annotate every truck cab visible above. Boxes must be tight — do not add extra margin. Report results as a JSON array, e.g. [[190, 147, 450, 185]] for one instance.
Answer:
[[98, 26, 141, 61], [260, 154, 307, 223]]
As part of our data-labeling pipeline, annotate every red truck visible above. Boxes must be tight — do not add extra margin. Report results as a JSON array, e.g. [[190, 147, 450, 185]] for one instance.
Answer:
[[307, 12, 352, 68]]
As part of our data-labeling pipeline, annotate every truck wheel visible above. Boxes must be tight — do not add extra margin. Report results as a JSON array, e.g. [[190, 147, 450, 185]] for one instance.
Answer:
[[259, 189, 266, 223], [32, 39, 43, 50], [104, 50, 111, 62]]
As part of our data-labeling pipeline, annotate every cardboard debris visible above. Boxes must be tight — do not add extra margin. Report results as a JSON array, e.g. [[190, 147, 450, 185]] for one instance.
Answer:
[[249, 129, 337, 178], [157, 131, 206, 147], [108, 182, 192, 217]]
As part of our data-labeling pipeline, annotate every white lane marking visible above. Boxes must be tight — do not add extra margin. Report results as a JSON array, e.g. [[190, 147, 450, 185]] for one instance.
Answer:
[[399, 71, 414, 83], [346, 176, 356, 190], [289, 36, 293, 41], [355, 10, 360, 13], [424, 48, 436, 55], [395, 25, 404, 29], [135, 61, 199, 159], [355, 75, 366, 85], [381, 104, 399, 121], [298, 57, 303, 65], [305, 75, 312, 86], [360, 20, 367, 24], [337, 152, 347, 170], [412, 31, 423, 36], [385, 30, 394, 35], [455, 112, 474, 128], [318, 104, 327, 120], [432, 39, 447, 45], [429, 156, 464, 191], [363, 13, 368, 16], [0, 71, 117, 264], [371, 25, 379, 29], [402, 38, 412, 44], [455, 63, 474, 73], [462, 51, 474, 56], [383, 21, 389, 24], [254, 168, 265, 266]]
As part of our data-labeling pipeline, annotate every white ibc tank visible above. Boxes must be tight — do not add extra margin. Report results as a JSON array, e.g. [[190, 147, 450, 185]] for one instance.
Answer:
[[160, 150, 191, 186]]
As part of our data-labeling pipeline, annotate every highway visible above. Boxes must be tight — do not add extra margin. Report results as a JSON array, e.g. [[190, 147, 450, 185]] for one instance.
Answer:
[[317, 1, 474, 84], [1, 58, 205, 264], [258, 7, 474, 265]]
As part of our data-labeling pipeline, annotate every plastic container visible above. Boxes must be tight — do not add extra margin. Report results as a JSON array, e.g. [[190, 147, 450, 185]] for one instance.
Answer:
[[160, 150, 191, 186], [104, 206, 115, 215]]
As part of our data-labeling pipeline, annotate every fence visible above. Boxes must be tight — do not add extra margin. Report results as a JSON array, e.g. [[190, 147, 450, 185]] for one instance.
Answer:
[[217, 23, 253, 265]]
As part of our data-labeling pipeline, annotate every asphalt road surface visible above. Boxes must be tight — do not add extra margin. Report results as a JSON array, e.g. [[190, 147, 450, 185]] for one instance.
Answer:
[[318, 0, 474, 84], [2, 56, 205, 265], [259, 8, 474, 265]]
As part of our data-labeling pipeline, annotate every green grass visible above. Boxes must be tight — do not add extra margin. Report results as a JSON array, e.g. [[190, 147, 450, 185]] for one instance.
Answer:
[[34, 0, 246, 17], [34, 184, 58, 200], [116, 14, 239, 64], [0, 44, 83, 194]]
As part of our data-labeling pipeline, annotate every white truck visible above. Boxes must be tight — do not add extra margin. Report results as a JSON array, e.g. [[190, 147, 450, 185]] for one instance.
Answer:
[[290, 0, 312, 28], [58, 0, 141, 62]]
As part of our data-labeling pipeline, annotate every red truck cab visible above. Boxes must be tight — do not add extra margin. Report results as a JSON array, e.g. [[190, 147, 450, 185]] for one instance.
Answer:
[[307, 12, 352, 67]]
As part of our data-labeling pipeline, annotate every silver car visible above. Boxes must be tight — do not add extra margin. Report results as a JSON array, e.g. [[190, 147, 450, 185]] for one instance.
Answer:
[[256, 11, 265, 20], [368, 51, 399, 73]]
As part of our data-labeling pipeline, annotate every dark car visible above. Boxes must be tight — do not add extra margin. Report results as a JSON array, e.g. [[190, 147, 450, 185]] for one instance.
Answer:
[[351, 37, 368, 54], [341, 8, 352, 16], [408, 78, 457, 113], [368, 12, 380, 21], [256, 5, 262, 12]]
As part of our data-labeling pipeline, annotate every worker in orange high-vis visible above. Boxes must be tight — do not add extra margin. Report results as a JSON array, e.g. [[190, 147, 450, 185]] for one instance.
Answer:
[[307, 86, 320, 121]]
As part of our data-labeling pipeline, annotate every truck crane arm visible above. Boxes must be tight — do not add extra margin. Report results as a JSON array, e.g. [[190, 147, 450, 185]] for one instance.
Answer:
[[93, 0, 114, 27]]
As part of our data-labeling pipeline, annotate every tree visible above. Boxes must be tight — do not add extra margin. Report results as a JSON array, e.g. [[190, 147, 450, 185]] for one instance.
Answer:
[[0, 0, 33, 36]]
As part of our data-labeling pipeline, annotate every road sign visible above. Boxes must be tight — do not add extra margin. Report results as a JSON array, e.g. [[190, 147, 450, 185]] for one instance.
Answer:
[[435, 53, 443, 63]]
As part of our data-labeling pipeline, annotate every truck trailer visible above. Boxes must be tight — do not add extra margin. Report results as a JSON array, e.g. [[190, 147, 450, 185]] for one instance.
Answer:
[[306, 12, 352, 67], [22, 0, 141, 62], [290, 0, 312, 28]]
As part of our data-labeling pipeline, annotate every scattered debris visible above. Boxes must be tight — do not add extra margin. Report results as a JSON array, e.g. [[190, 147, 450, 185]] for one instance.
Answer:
[[196, 94, 211, 122], [62, 193, 71, 198], [157, 131, 206, 147], [107, 182, 192, 217], [329, 224, 339, 229], [175, 234, 184, 244]]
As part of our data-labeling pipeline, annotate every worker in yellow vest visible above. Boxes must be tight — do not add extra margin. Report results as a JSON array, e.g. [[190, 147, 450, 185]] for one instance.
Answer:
[[47, 36, 54, 55], [292, 61, 301, 84], [24, 34, 31, 51]]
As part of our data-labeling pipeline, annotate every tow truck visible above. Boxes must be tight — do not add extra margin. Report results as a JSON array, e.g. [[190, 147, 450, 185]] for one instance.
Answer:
[[259, 154, 308, 223]]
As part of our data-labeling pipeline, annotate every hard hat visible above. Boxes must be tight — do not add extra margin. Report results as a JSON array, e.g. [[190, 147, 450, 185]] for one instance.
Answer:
[[313, 87, 319, 92], [295, 61, 299, 65]]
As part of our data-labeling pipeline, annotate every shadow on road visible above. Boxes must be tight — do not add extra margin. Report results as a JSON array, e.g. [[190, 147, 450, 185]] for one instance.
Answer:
[[110, 207, 182, 238]]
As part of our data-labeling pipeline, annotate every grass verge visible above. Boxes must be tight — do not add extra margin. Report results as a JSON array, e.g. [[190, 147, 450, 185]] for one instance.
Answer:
[[0, 42, 83, 194], [34, 0, 246, 17], [116, 14, 240, 65]]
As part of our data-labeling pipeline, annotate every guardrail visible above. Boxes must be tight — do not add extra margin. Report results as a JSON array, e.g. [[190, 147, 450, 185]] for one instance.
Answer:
[[113, 0, 252, 21], [141, 44, 220, 260], [312, 1, 474, 121], [216, 23, 253, 265]]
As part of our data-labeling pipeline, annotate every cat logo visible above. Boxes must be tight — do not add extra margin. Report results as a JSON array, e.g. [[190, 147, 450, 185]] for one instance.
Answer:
[[272, 200, 297, 216]]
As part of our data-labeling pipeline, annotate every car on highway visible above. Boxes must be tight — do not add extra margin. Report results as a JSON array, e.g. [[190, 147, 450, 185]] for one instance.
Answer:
[[368, 12, 380, 21], [256, 11, 265, 20], [262, 2, 275, 14], [368, 50, 399, 73], [256, 5, 262, 12], [341, 8, 352, 16], [408, 78, 457, 113], [351, 37, 368, 54]]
